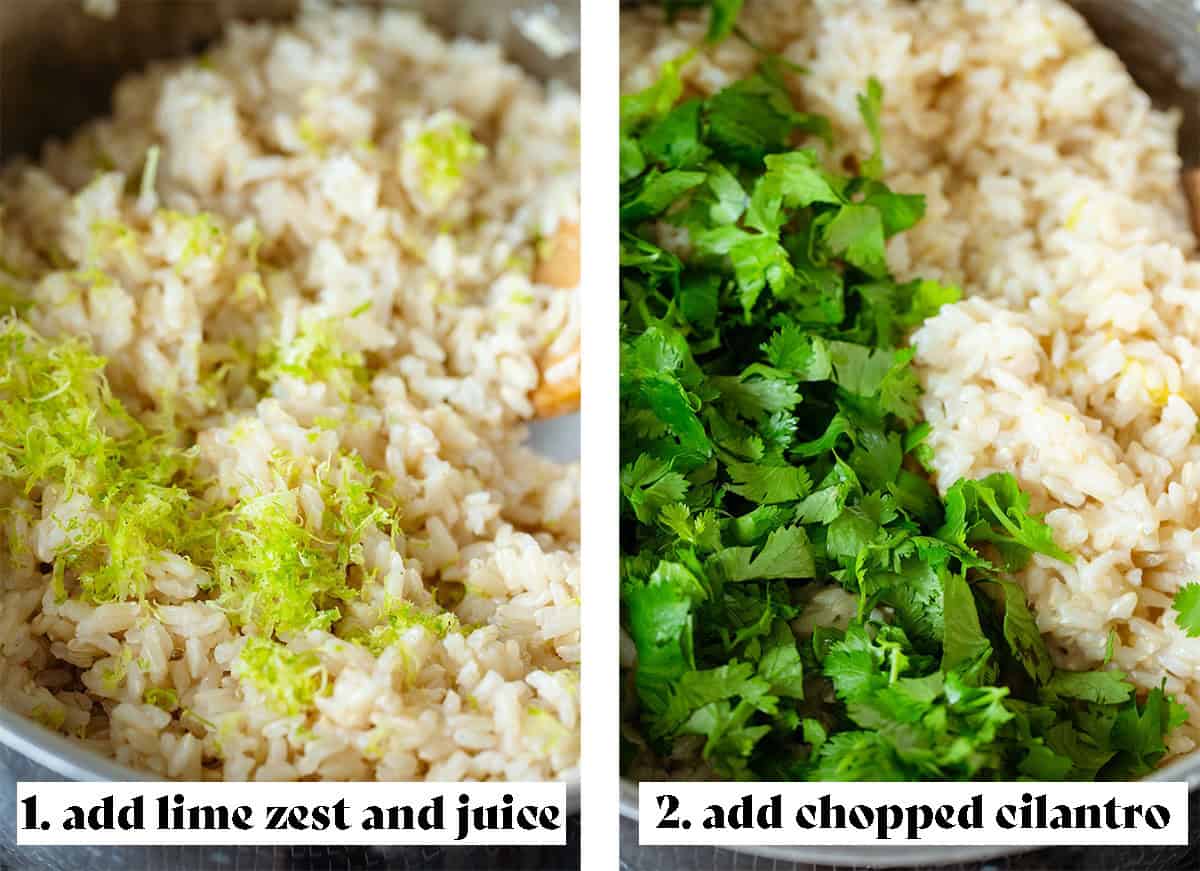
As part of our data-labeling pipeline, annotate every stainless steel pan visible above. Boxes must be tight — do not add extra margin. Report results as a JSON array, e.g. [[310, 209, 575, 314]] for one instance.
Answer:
[[0, 0, 581, 810], [618, 0, 1200, 866]]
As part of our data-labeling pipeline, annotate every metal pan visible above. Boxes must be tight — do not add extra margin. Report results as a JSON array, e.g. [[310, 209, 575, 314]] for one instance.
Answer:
[[618, 0, 1200, 865], [0, 0, 581, 810]]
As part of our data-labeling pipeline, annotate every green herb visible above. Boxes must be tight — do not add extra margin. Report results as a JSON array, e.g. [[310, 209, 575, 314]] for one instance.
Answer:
[[1173, 582, 1200, 638], [618, 38, 1186, 781], [663, 0, 746, 43]]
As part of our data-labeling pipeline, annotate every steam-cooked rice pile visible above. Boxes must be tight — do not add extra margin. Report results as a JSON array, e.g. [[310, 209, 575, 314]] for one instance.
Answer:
[[622, 0, 1200, 759], [0, 5, 579, 780]]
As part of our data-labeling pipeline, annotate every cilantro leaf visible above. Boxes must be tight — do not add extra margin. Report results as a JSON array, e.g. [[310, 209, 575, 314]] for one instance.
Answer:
[[1172, 582, 1200, 637], [940, 474, 1072, 571], [706, 0, 745, 42], [757, 619, 805, 698], [624, 575, 697, 712], [879, 560, 945, 648], [747, 151, 843, 233], [995, 579, 1054, 685], [941, 572, 992, 676], [824, 624, 888, 702], [706, 73, 802, 166], [856, 77, 885, 179], [714, 525, 815, 582], [1044, 670, 1134, 705], [640, 100, 711, 169], [622, 455, 689, 523], [1105, 687, 1188, 778], [621, 50, 696, 132], [621, 169, 707, 223], [618, 25, 1187, 783], [825, 204, 888, 279], [762, 326, 832, 380], [726, 461, 811, 504]]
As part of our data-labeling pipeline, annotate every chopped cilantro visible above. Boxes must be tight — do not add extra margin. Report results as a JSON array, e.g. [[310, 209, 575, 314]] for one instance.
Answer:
[[662, 0, 745, 42], [619, 10, 1185, 782], [1173, 582, 1200, 638]]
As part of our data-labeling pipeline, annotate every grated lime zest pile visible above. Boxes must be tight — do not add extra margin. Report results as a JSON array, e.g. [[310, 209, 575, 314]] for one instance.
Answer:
[[0, 309, 455, 718], [235, 636, 328, 716], [257, 316, 368, 396], [403, 113, 487, 209], [351, 598, 469, 654], [211, 451, 396, 637]]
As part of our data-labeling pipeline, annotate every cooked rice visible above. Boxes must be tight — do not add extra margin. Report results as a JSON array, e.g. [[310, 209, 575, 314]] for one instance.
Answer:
[[621, 0, 1200, 763], [0, 4, 579, 781]]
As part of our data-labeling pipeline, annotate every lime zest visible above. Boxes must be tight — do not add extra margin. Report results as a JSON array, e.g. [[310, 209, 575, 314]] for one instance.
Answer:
[[0, 319, 209, 602], [31, 704, 66, 732], [235, 636, 328, 716], [257, 316, 367, 396], [212, 450, 395, 636], [143, 686, 179, 711], [297, 117, 328, 157], [525, 706, 570, 752], [351, 597, 467, 654], [402, 113, 487, 209], [159, 210, 227, 270]]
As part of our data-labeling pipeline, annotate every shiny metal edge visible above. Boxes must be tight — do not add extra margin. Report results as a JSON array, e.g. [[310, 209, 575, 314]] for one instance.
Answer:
[[0, 707, 154, 783], [0, 704, 581, 808]]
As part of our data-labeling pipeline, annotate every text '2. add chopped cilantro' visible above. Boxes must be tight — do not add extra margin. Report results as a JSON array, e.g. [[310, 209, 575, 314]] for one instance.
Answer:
[[618, 21, 1186, 782]]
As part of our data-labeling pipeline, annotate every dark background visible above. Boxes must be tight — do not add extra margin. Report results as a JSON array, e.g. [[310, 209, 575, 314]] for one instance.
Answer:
[[0, 818, 580, 871], [0, 830, 581, 871]]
